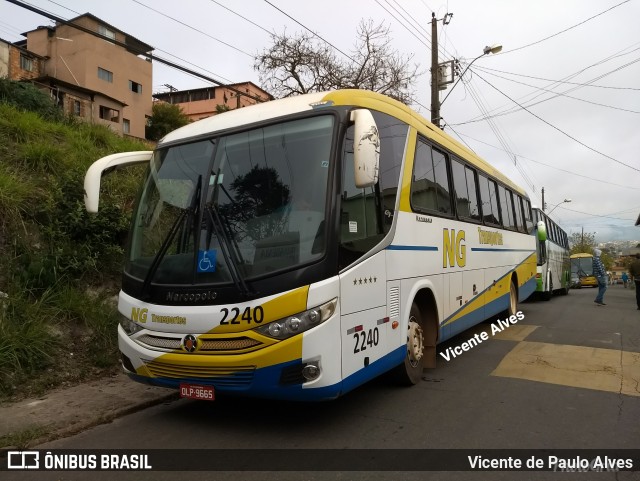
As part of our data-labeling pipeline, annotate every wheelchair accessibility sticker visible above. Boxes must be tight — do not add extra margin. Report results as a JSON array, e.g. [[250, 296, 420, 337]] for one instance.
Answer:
[[198, 249, 217, 272]]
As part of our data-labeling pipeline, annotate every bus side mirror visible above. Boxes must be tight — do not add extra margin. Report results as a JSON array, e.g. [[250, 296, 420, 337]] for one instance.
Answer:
[[84, 151, 153, 213], [537, 221, 547, 241], [350, 109, 380, 188]]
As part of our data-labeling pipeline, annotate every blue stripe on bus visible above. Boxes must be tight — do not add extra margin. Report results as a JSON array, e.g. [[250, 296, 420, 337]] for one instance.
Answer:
[[441, 271, 537, 341], [387, 245, 438, 251], [128, 347, 408, 402]]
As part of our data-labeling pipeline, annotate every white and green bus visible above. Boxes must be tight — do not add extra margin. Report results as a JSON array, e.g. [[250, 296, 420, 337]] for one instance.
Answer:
[[531, 208, 571, 300], [85, 90, 538, 401]]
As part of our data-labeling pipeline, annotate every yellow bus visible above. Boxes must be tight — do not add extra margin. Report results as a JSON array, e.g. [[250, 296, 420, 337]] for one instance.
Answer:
[[570, 253, 597, 288], [84, 89, 537, 401]]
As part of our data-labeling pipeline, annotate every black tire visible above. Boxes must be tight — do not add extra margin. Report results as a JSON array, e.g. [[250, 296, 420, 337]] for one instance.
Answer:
[[543, 278, 552, 301], [392, 303, 424, 385], [508, 279, 518, 316]]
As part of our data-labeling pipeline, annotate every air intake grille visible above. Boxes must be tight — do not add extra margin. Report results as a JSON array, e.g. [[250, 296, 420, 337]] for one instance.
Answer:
[[200, 338, 261, 351], [137, 335, 181, 350], [144, 360, 255, 386], [136, 334, 262, 352], [389, 287, 400, 319]]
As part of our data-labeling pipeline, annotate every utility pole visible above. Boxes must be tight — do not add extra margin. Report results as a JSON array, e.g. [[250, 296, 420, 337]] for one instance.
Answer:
[[430, 12, 454, 129], [430, 12, 440, 128], [541, 187, 545, 212]]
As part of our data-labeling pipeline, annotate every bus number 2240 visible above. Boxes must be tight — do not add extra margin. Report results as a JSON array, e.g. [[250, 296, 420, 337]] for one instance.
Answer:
[[353, 327, 380, 354]]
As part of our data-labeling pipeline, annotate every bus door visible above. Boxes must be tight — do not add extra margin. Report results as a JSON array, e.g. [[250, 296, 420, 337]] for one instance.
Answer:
[[339, 252, 389, 387]]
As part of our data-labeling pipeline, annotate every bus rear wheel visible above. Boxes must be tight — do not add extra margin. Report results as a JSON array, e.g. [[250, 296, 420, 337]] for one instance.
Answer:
[[508, 279, 518, 316], [393, 303, 424, 385], [543, 278, 552, 301]]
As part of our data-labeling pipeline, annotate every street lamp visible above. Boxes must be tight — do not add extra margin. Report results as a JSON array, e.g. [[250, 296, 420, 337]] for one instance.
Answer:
[[547, 198, 572, 216], [439, 44, 503, 108]]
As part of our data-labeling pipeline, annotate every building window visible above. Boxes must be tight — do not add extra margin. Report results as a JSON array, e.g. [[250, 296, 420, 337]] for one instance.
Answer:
[[73, 100, 81, 116], [98, 67, 113, 83], [99, 105, 119, 123], [128, 80, 142, 94], [20, 54, 34, 72], [98, 25, 116, 41], [123, 119, 130, 134]]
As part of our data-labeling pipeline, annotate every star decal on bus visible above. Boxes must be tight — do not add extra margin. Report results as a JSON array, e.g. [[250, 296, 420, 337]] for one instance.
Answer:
[[353, 277, 377, 285]]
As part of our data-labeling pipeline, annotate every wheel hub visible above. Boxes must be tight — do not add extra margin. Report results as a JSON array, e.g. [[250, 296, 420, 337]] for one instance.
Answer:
[[407, 317, 424, 365]]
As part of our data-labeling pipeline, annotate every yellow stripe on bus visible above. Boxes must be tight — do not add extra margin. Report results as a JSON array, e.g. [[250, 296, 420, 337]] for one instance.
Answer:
[[443, 253, 536, 327]]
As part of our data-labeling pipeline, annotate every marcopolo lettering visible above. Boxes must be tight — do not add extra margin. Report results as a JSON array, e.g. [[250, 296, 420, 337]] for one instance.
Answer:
[[165, 290, 217, 303]]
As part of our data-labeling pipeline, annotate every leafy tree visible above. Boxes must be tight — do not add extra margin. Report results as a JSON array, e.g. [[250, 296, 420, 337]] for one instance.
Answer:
[[216, 104, 230, 114], [600, 250, 614, 271], [254, 20, 420, 104], [145, 102, 190, 141], [569, 231, 596, 255]]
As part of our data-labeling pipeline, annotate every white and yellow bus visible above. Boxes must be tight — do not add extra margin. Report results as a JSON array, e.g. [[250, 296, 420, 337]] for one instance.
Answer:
[[570, 253, 598, 288], [532, 208, 571, 299], [85, 90, 538, 401]]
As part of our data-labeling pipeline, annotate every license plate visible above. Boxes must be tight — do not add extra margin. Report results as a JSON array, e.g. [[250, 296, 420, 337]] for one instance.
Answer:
[[179, 383, 215, 401]]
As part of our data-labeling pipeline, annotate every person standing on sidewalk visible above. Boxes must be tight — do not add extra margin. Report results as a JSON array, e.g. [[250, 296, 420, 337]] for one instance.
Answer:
[[593, 249, 607, 306], [628, 253, 640, 310], [622, 272, 629, 288]]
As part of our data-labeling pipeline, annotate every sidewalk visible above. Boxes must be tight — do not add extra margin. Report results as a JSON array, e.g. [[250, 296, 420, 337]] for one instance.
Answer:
[[0, 373, 177, 448]]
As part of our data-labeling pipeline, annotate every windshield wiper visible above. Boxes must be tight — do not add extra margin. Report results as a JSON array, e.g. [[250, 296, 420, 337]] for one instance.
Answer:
[[205, 202, 252, 299], [141, 176, 202, 298]]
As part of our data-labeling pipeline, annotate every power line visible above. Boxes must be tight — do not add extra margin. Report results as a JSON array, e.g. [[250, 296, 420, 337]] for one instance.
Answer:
[[40, 0, 235, 85], [475, 67, 640, 115], [131, 0, 253, 57], [262, 0, 356, 62], [389, 0, 431, 39], [455, 131, 640, 191], [461, 69, 538, 196], [208, 0, 272, 35], [375, 0, 429, 48], [457, 46, 640, 125], [470, 69, 640, 175], [499, 0, 632, 55], [473, 64, 640, 91], [7, 0, 267, 103], [555, 205, 635, 222]]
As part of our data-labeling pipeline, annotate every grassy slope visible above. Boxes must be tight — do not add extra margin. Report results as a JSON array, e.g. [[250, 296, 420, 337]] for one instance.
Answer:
[[0, 103, 148, 400]]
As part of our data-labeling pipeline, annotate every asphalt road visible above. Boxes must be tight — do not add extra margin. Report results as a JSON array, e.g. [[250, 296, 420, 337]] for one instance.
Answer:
[[5, 284, 640, 481]]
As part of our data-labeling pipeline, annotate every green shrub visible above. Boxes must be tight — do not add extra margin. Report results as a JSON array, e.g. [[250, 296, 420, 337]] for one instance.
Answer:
[[0, 78, 62, 121], [0, 100, 148, 397], [0, 289, 61, 384], [18, 143, 65, 173]]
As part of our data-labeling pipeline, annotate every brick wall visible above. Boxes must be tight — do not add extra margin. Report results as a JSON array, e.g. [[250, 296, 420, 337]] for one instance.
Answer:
[[8, 47, 42, 80]]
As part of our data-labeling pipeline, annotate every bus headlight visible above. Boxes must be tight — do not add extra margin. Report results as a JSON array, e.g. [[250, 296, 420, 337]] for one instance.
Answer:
[[255, 298, 337, 340], [119, 314, 144, 336]]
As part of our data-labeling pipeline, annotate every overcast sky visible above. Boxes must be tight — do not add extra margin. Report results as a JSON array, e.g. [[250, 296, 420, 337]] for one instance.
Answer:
[[2, 0, 639, 243]]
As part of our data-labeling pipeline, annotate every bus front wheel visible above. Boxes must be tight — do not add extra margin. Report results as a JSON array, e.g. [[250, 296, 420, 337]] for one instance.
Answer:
[[393, 303, 424, 385]]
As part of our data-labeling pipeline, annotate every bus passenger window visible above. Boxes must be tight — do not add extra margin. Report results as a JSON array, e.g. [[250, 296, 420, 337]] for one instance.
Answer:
[[411, 140, 452, 216], [451, 158, 480, 221], [513, 195, 525, 233], [498, 185, 515, 230], [478, 174, 500, 225]]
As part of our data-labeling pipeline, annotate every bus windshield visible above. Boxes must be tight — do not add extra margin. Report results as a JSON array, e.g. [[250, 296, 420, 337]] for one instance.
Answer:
[[571, 257, 593, 277], [125, 115, 334, 286]]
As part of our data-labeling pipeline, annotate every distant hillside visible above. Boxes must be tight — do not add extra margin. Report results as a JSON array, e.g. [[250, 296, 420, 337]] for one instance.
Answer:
[[0, 101, 149, 401]]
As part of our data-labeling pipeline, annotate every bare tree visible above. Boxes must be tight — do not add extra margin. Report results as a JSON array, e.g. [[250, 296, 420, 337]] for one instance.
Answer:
[[254, 20, 420, 105]]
